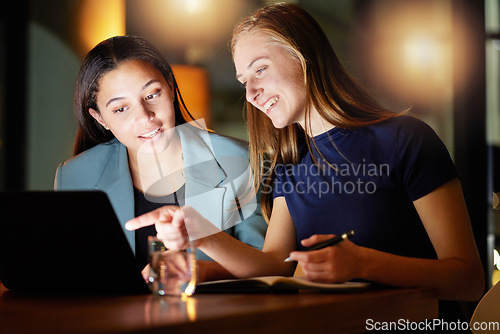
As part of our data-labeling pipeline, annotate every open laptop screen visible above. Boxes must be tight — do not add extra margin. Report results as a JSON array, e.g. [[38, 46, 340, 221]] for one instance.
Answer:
[[0, 191, 149, 295]]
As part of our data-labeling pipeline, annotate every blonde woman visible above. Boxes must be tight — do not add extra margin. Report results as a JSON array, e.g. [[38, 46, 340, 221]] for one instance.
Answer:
[[127, 4, 484, 321]]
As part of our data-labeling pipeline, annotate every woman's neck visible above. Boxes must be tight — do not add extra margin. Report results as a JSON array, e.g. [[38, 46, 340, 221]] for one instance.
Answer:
[[300, 107, 335, 137], [128, 131, 185, 196]]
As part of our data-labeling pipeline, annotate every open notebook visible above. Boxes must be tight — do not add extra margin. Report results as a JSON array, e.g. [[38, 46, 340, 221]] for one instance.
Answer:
[[195, 276, 370, 293], [0, 191, 150, 295]]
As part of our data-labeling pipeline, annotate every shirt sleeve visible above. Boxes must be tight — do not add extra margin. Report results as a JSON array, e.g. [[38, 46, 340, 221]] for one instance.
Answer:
[[272, 164, 286, 199], [395, 117, 458, 201]]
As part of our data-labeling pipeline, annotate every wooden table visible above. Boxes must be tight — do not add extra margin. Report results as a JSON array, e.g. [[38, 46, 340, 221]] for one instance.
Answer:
[[0, 283, 437, 334]]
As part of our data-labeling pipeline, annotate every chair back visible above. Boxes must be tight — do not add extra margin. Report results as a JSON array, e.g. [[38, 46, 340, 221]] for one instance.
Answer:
[[470, 282, 500, 333]]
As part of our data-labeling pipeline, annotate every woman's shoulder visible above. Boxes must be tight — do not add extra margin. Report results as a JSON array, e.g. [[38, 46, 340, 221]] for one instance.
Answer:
[[203, 131, 251, 176], [366, 114, 439, 142], [179, 123, 249, 156], [57, 139, 122, 181], [206, 131, 249, 157], [377, 114, 435, 131]]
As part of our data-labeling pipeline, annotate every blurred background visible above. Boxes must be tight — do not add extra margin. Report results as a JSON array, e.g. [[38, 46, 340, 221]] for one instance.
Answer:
[[0, 0, 499, 291]]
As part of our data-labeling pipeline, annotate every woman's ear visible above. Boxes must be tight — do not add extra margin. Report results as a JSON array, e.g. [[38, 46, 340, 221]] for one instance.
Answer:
[[89, 108, 109, 130]]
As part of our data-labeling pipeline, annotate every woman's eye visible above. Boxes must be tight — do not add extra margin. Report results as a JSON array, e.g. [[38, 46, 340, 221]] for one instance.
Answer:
[[256, 67, 266, 76], [112, 106, 127, 114], [145, 90, 161, 101]]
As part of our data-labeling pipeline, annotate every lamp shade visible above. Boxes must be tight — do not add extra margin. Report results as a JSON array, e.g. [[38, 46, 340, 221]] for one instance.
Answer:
[[172, 65, 211, 129], [77, 0, 126, 55]]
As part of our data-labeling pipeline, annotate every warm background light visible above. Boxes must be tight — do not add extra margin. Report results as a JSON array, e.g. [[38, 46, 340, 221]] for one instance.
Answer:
[[76, 0, 126, 54], [361, 0, 471, 107], [403, 36, 442, 72], [127, 0, 252, 64], [172, 65, 212, 128], [493, 249, 500, 285]]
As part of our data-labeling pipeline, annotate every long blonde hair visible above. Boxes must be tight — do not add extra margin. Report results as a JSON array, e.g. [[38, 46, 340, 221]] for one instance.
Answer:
[[231, 3, 398, 221]]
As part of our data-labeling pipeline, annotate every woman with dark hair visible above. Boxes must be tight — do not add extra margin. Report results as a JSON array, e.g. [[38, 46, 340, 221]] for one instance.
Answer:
[[127, 4, 483, 320], [72, 36, 189, 156], [55, 36, 267, 281]]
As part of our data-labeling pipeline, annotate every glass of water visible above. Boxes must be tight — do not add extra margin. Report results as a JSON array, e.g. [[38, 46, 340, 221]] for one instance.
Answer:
[[148, 236, 197, 297]]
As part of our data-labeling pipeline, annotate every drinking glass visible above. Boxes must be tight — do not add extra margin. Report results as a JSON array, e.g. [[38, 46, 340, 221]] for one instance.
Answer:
[[148, 237, 197, 297]]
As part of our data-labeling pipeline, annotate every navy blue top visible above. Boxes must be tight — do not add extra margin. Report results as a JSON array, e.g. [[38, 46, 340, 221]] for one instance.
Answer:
[[273, 116, 458, 259]]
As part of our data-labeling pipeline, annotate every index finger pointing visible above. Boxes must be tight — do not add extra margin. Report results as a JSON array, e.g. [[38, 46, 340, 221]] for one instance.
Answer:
[[125, 205, 179, 231]]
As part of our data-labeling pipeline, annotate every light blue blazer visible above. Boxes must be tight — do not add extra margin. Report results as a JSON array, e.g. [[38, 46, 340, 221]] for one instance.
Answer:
[[55, 124, 267, 260]]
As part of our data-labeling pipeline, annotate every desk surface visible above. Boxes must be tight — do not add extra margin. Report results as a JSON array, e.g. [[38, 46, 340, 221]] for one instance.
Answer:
[[0, 283, 437, 334]]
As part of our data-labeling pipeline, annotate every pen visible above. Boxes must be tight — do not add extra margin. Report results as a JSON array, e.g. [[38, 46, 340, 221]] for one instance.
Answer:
[[284, 230, 354, 262]]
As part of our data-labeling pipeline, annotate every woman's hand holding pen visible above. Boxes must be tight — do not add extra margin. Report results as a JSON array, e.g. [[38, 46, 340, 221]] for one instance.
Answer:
[[289, 234, 363, 284]]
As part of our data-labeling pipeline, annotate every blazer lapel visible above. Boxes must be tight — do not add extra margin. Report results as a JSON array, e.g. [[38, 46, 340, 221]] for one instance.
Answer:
[[94, 141, 136, 251], [178, 124, 227, 230]]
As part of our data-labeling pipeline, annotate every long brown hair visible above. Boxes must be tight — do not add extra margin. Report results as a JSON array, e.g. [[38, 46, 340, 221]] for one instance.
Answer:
[[73, 36, 194, 155], [231, 3, 398, 221]]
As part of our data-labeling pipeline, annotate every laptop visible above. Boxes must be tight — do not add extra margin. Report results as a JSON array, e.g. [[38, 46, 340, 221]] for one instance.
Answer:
[[0, 191, 150, 295]]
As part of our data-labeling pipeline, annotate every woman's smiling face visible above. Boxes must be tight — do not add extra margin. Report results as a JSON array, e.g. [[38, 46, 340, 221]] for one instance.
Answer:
[[233, 31, 308, 129], [90, 59, 176, 155]]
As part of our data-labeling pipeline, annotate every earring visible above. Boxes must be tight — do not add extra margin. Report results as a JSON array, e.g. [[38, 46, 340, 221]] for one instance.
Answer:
[[103, 125, 110, 130]]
